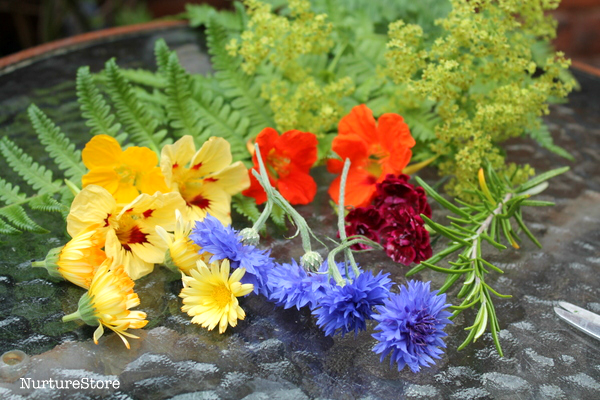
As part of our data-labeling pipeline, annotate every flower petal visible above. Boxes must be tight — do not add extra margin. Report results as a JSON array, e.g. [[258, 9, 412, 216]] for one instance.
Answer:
[[82, 135, 121, 170], [274, 130, 318, 170], [277, 167, 317, 205], [190, 137, 233, 176], [338, 104, 377, 146]]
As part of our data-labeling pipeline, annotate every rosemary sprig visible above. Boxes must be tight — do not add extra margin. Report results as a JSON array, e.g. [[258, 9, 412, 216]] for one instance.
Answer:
[[407, 165, 569, 355]]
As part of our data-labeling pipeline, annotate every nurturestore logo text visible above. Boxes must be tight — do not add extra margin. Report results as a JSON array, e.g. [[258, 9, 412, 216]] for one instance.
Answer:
[[20, 377, 120, 390]]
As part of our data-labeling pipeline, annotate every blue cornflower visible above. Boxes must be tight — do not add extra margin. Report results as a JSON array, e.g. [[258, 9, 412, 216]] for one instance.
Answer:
[[372, 280, 452, 373], [267, 259, 328, 310], [312, 269, 392, 337], [189, 215, 274, 296]]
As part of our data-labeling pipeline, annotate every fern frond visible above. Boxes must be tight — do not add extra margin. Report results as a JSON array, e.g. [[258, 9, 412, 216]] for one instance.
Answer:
[[165, 52, 205, 140], [104, 58, 167, 152], [186, 3, 244, 31], [76, 66, 123, 138], [29, 193, 69, 214], [191, 90, 249, 160], [0, 136, 61, 195], [0, 217, 21, 235], [28, 104, 86, 183], [0, 178, 26, 204], [206, 20, 275, 137], [154, 39, 171, 75], [402, 106, 441, 143], [232, 194, 260, 223], [270, 203, 287, 229], [527, 123, 574, 161], [120, 68, 167, 89], [0, 204, 49, 234]]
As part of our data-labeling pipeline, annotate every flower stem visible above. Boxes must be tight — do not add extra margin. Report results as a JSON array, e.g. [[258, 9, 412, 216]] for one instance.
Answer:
[[62, 310, 82, 323]]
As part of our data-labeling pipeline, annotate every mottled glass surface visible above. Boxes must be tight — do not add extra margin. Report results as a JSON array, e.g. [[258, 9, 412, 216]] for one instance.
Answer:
[[0, 26, 599, 400]]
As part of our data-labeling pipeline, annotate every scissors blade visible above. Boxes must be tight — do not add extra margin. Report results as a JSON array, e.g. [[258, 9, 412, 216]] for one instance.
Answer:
[[554, 306, 600, 341], [558, 301, 600, 326]]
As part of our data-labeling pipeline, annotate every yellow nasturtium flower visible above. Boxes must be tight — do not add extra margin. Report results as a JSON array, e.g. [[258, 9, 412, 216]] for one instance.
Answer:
[[62, 260, 148, 349], [67, 185, 186, 280], [180, 259, 253, 334], [32, 224, 106, 289], [82, 134, 170, 204], [160, 135, 250, 225]]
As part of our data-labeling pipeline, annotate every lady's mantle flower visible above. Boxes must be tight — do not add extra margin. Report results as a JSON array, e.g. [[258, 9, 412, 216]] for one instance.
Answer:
[[180, 259, 254, 334], [67, 185, 186, 280], [189, 215, 274, 296], [32, 224, 106, 289], [328, 105, 416, 207], [161, 135, 249, 225], [62, 260, 148, 349], [82, 134, 170, 204], [243, 127, 318, 205], [155, 210, 211, 275], [372, 280, 452, 373], [313, 270, 392, 337]]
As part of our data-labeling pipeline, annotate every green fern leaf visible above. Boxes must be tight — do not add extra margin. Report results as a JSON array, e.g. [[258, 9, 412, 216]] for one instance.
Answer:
[[154, 39, 171, 75], [0, 204, 49, 234], [165, 52, 206, 140], [0, 217, 22, 235], [0, 136, 61, 195], [206, 20, 275, 137], [270, 203, 287, 229], [0, 178, 25, 204], [28, 104, 86, 183], [76, 66, 123, 138], [191, 89, 249, 160], [104, 58, 167, 152], [29, 193, 69, 214], [121, 68, 167, 89], [527, 123, 574, 161], [232, 194, 260, 223]]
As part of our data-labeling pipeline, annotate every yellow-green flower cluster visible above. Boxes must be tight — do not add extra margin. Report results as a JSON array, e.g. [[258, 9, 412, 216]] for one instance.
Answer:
[[384, 0, 575, 197]]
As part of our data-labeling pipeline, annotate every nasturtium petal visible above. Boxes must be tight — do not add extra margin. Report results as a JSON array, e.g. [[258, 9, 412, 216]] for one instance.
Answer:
[[82, 135, 122, 170]]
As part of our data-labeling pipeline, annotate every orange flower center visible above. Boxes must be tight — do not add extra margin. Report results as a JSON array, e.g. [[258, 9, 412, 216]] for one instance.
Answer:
[[212, 285, 232, 309], [115, 165, 137, 186], [266, 149, 291, 179], [365, 144, 388, 178]]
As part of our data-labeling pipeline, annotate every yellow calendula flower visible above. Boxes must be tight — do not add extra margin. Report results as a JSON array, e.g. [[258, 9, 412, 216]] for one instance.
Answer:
[[180, 259, 254, 334], [32, 224, 106, 289], [161, 135, 250, 225], [62, 260, 148, 349], [155, 209, 212, 275], [82, 134, 170, 204], [67, 185, 186, 280]]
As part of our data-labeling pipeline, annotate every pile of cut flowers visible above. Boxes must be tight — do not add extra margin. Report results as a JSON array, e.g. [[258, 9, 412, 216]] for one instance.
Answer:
[[0, 0, 576, 373]]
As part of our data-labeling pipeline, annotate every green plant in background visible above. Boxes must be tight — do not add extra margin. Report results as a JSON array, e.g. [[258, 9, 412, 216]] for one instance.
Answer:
[[407, 165, 569, 355]]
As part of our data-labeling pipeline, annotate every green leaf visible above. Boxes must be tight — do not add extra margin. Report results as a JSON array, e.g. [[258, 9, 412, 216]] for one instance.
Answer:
[[0, 178, 25, 204], [232, 194, 260, 223], [104, 58, 167, 153], [527, 124, 574, 161], [76, 66, 123, 138], [415, 176, 472, 219], [0, 136, 61, 195], [164, 52, 206, 140], [28, 104, 86, 183], [0, 204, 49, 234], [516, 166, 569, 194], [206, 20, 276, 137]]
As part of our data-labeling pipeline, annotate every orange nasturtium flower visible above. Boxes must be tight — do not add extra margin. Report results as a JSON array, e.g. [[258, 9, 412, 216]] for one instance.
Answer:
[[327, 104, 416, 208], [82, 134, 170, 204], [67, 185, 187, 280], [32, 224, 106, 289], [62, 260, 148, 349], [160, 136, 250, 225], [243, 128, 318, 205]]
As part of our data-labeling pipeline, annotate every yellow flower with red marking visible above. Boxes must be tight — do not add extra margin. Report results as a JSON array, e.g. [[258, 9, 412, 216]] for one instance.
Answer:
[[62, 260, 148, 349], [67, 185, 186, 280], [180, 259, 254, 334], [82, 134, 170, 204], [32, 224, 106, 289], [160, 135, 249, 225]]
